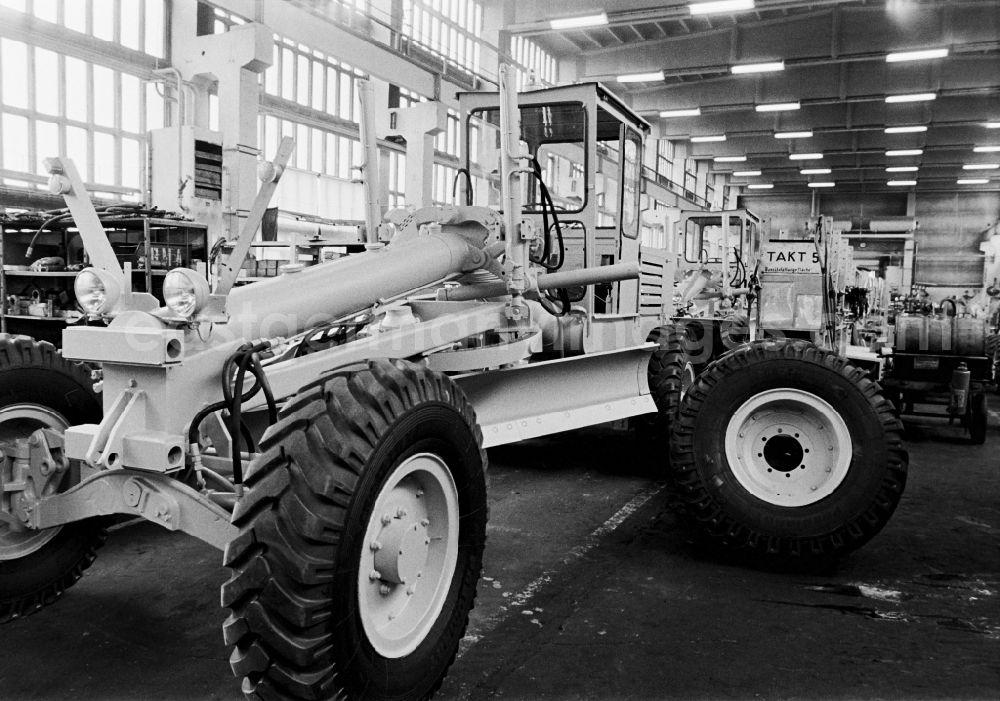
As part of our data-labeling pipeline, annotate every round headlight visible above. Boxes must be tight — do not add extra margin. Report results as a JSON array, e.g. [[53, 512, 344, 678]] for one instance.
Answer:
[[74, 267, 121, 315], [162, 268, 210, 319]]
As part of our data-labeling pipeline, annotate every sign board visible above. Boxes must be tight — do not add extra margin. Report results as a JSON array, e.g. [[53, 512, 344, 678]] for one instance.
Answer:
[[761, 241, 822, 274]]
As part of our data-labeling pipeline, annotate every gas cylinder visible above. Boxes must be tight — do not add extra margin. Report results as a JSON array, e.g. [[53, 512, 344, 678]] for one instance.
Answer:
[[949, 362, 971, 414]]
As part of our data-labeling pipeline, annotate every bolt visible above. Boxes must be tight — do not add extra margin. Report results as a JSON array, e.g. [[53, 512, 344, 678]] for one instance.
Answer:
[[396, 507, 407, 519], [370, 540, 382, 552], [39, 461, 51, 476], [379, 584, 391, 596], [738, 433, 744, 438], [28, 435, 39, 446], [825, 467, 832, 473], [388, 612, 396, 621], [369, 570, 381, 581], [406, 586, 415, 596], [811, 486, 818, 491], [415, 489, 424, 498], [420, 518, 429, 527], [751, 415, 758, 421], [381, 513, 393, 526]]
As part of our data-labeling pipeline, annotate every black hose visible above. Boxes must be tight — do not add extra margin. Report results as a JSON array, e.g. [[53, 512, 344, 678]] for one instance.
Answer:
[[453, 168, 474, 206]]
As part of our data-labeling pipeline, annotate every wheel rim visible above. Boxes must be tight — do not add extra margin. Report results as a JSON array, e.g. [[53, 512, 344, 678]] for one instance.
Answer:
[[0, 404, 69, 560], [357, 452, 459, 658], [724, 389, 853, 507]]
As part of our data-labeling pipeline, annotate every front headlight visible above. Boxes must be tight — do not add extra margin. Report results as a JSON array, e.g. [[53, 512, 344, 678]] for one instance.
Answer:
[[74, 267, 121, 315], [162, 267, 210, 319]]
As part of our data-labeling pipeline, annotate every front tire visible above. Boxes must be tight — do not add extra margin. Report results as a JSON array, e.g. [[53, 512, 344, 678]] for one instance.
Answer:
[[670, 340, 908, 562], [223, 359, 487, 700], [0, 335, 106, 622]]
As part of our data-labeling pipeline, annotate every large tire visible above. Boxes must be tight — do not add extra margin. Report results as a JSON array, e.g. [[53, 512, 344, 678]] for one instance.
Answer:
[[0, 335, 106, 622], [223, 358, 487, 700], [969, 392, 988, 444], [639, 325, 696, 450], [670, 339, 908, 562]]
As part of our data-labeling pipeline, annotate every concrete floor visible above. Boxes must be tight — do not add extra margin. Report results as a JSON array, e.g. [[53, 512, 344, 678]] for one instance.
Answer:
[[1, 418, 998, 700]]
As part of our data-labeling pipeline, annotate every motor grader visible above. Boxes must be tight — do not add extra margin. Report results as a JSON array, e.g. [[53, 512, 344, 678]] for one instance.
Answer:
[[0, 69, 906, 700]]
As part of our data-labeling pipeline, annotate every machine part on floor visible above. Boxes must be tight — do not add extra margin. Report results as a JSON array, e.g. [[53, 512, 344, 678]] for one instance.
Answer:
[[0, 335, 106, 622], [671, 340, 908, 560], [223, 359, 487, 701]]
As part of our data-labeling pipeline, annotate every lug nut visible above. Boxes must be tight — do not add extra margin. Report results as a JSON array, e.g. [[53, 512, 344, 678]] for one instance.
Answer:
[[420, 519, 429, 527], [370, 540, 382, 552], [369, 570, 381, 581], [415, 489, 424, 498], [381, 514, 393, 526], [396, 507, 407, 518], [379, 584, 391, 596]]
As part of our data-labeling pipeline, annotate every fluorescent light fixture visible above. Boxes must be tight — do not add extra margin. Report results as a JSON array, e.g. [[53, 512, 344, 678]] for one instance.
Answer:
[[973, 146, 1000, 153], [714, 155, 747, 162], [746, 183, 774, 189], [963, 163, 999, 170], [808, 182, 835, 188], [986, 122, 1000, 129], [755, 102, 800, 112], [689, 1, 754, 15], [800, 168, 831, 175], [789, 153, 823, 160], [732, 170, 762, 176], [886, 166, 918, 172], [887, 180, 917, 186], [550, 12, 608, 29], [886, 149, 923, 156], [885, 125, 928, 134], [732, 61, 784, 74], [617, 71, 665, 83], [691, 134, 726, 142], [958, 178, 989, 184], [660, 108, 701, 118], [885, 48, 948, 63], [775, 131, 813, 139], [885, 92, 936, 103]]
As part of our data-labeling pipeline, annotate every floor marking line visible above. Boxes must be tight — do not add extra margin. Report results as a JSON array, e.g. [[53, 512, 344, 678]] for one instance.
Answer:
[[457, 481, 667, 657]]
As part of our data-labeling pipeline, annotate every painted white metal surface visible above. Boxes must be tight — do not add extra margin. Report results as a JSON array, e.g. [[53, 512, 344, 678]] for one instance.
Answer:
[[724, 388, 853, 507]]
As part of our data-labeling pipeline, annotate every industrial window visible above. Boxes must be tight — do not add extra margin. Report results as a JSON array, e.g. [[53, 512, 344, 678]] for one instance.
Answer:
[[0, 37, 162, 198], [511, 36, 557, 90], [5, 0, 166, 58], [401, 0, 484, 74], [656, 140, 674, 180], [259, 114, 362, 181], [264, 35, 367, 123]]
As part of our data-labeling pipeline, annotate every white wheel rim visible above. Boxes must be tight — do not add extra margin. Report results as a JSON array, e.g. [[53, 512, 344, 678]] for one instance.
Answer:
[[724, 389, 853, 507], [0, 404, 69, 560], [357, 452, 459, 658]]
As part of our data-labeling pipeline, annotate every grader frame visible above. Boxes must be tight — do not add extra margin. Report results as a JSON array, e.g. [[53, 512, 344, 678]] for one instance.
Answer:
[[0, 68, 907, 701]]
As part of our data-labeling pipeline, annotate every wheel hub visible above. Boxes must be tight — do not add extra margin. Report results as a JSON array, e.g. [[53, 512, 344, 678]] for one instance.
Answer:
[[0, 403, 70, 561], [725, 389, 853, 507], [358, 453, 459, 658]]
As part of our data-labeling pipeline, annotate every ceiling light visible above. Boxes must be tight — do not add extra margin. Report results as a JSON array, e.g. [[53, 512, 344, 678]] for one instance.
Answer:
[[732, 61, 785, 74], [885, 125, 927, 134], [886, 166, 918, 172], [973, 146, 1000, 153], [886, 149, 923, 156], [963, 163, 999, 170], [691, 134, 726, 142], [800, 168, 831, 175], [755, 102, 800, 112], [885, 48, 949, 63], [885, 92, 936, 103], [789, 153, 823, 160], [660, 108, 701, 117], [617, 71, 664, 83], [746, 183, 774, 189], [550, 12, 608, 29], [985, 122, 1000, 129], [808, 182, 835, 188], [714, 155, 747, 162], [732, 170, 762, 176], [775, 131, 813, 139], [689, 1, 754, 15], [887, 180, 917, 186], [957, 178, 989, 184]]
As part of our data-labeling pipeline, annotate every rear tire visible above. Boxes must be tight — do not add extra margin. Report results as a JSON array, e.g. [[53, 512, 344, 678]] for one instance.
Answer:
[[670, 339, 908, 562], [223, 358, 487, 700], [969, 392, 988, 444], [638, 325, 696, 457], [0, 335, 106, 622]]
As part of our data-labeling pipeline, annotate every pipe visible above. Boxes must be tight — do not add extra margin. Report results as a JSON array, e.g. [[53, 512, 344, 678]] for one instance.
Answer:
[[438, 261, 640, 302], [225, 230, 483, 339]]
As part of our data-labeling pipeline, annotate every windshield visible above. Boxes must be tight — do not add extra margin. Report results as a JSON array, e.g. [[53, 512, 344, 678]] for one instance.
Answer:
[[468, 103, 587, 213]]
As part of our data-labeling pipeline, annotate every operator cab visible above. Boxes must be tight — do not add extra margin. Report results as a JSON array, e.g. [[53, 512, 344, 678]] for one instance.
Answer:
[[458, 83, 650, 318]]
